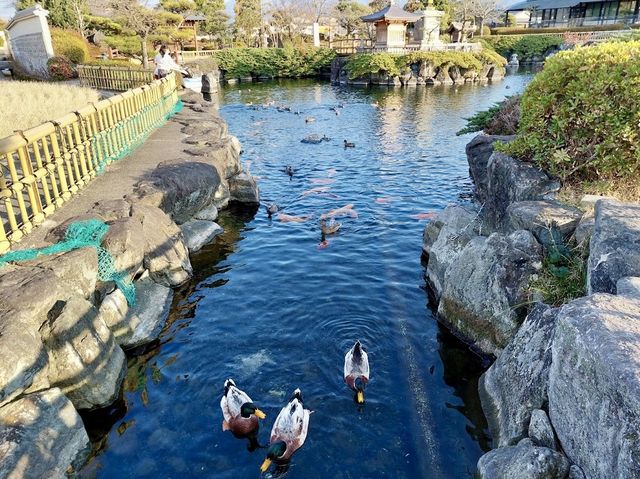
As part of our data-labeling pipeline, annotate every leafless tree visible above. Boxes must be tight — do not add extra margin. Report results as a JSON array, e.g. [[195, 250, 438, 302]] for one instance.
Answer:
[[472, 0, 499, 34]]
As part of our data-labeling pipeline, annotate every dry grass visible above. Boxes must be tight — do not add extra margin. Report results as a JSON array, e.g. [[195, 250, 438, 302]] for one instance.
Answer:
[[0, 81, 100, 139], [557, 178, 640, 206]]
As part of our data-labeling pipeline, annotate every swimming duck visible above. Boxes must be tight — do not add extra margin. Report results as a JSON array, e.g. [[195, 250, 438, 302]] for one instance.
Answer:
[[320, 218, 341, 235], [344, 341, 370, 404], [305, 116, 316, 123], [260, 389, 311, 473], [343, 140, 355, 148], [220, 379, 266, 437], [266, 203, 279, 218], [283, 165, 294, 178]]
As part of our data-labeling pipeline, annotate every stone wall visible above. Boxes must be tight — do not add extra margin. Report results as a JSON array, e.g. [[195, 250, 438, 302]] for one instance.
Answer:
[[6, 5, 54, 78], [0, 90, 259, 478], [423, 133, 640, 479]]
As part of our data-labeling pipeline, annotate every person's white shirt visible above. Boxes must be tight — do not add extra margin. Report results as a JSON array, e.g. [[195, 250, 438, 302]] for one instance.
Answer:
[[153, 51, 164, 76]]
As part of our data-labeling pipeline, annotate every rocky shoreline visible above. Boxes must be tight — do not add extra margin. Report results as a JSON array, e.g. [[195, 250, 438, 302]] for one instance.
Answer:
[[423, 134, 640, 479], [0, 90, 259, 477]]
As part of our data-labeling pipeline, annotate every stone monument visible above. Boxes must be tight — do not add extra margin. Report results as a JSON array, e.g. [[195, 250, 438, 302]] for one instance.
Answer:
[[6, 4, 54, 78], [414, 2, 444, 48]]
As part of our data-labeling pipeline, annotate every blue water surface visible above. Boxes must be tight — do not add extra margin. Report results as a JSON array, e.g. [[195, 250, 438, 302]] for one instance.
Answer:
[[80, 72, 532, 479]]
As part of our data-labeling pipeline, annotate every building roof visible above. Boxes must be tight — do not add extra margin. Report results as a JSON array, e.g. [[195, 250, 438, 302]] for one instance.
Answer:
[[361, 4, 422, 22], [506, 0, 602, 11]]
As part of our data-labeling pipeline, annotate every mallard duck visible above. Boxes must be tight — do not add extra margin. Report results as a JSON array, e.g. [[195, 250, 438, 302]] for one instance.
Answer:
[[266, 203, 279, 218], [283, 165, 294, 178], [343, 140, 355, 148], [344, 341, 369, 404], [260, 389, 311, 473], [220, 379, 266, 438], [320, 218, 341, 235]]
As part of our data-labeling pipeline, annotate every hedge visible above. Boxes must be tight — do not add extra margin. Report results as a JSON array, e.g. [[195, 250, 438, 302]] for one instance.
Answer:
[[213, 47, 336, 78], [499, 41, 640, 183], [491, 24, 625, 35], [345, 50, 506, 80], [51, 28, 90, 64], [480, 35, 563, 59]]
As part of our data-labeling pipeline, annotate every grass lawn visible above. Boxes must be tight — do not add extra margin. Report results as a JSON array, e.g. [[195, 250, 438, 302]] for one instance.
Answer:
[[0, 81, 100, 139]]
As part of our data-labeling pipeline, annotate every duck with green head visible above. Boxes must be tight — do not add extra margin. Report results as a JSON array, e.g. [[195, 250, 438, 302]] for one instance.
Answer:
[[344, 340, 370, 404], [260, 388, 311, 473], [220, 379, 266, 438]]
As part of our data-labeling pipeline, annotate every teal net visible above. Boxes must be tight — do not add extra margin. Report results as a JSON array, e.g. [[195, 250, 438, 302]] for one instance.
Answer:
[[0, 219, 136, 306]]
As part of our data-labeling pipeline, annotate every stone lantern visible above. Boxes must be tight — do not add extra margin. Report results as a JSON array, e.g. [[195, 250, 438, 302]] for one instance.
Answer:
[[413, 3, 444, 48]]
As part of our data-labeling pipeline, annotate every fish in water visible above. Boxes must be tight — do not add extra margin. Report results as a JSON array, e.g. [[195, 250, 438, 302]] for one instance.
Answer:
[[375, 196, 398, 204], [278, 213, 310, 223], [310, 178, 335, 185], [344, 341, 370, 404], [260, 389, 311, 473], [320, 203, 358, 219], [266, 203, 279, 218], [410, 212, 438, 220], [326, 168, 337, 177], [320, 218, 341, 235], [302, 186, 330, 196], [343, 140, 355, 148]]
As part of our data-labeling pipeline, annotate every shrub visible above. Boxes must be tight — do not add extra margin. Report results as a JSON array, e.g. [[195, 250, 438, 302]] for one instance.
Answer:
[[491, 24, 625, 35], [47, 56, 77, 80], [82, 59, 145, 69], [50, 28, 90, 64], [499, 41, 640, 183], [481, 25, 492, 37], [481, 34, 562, 59], [84, 15, 123, 35], [457, 95, 520, 136], [104, 35, 144, 56]]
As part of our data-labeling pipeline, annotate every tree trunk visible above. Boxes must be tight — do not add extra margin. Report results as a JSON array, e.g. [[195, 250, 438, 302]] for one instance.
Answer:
[[142, 35, 149, 70], [480, 18, 485, 35]]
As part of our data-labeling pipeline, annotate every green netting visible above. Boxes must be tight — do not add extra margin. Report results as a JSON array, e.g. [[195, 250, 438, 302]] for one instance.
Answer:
[[0, 95, 184, 306], [0, 219, 136, 305]]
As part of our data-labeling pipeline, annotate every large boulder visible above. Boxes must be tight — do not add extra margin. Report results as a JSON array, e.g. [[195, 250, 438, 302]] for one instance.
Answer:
[[479, 304, 558, 446], [0, 388, 90, 479], [184, 135, 242, 181], [465, 134, 515, 202], [97, 288, 134, 345], [43, 297, 126, 410], [617, 276, 640, 300], [136, 161, 222, 224], [179, 219, 223, 253], [122, 276, 173, 349], [181, 117, 228, 140], [549, 293, 640, 479], [477, 438, 570, 479], [587, 200, 640, 294], [485, 152, 560, 228], [131, 204, 192, 287], [528, 409, 557, 450], [228, 172, 260, 205], [100, 216, 145, 282], [505, 200, 582, 246], [438, 230, 542, 356], [424, 205, 483, 300]]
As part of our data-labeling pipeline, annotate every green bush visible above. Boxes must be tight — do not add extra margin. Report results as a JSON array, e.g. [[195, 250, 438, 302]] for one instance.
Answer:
[[481, 34, 562, 59], [499, 41, 640, 183], [48, 56, 77, 80], [491, 24, 624, 35], [457, 96, 520, 136], [84, 15, 123, 35], [50, 28, 90, 64], [104, 35, 144, 56], [213, 47, 336, 78], [481, 25, 492, 37], [345, 50, 506, 80], [82, 59, 145, 69]]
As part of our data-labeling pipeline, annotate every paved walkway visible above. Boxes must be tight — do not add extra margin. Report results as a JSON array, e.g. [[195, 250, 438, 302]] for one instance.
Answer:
[[22, 114, 188, 249]]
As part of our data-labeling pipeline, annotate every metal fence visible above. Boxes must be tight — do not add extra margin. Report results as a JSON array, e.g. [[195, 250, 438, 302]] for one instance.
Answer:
[[77, 65, 155, 91], [180, 50, 218, 62], [0, 73, 179, 253]]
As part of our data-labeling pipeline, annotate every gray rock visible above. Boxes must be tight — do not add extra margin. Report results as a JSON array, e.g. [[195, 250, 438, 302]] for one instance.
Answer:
[[579, 194, 615, 210], [97, 288, 133, 345], [588, 200, 640, 294], [228, 172, 260, 205], [617, 276, 640, 300], [479, 304, 558, 446], [194, 204, 219, 221], [43, 297, 126, 410], [477, 438, 570, 479], [101, 216, 145, 281], [505, 200, 582, 245], [0, 388, 90, 479], [573, 214, 594, 246], [203, 135, 242, 180], [424, 205, 483, 299], [137, 160, 222, 224], [528, 409, 557, 450], [201, 72, 219, 94], [438, 230, 542, 356], [88, 199, 131, 221], [131, 204, 192, 287], [181, 117, 227, 140], [123, 277, 173, 349], [214, 181, 230, 210], [179, 219, 223, 253], [465, 134, 515, 202], [180, 89, 203, 104], [485, 152, 560, 228], [549, 293, 640, 479], [568, 465, 586, 479], [32, 247, 98, 300]]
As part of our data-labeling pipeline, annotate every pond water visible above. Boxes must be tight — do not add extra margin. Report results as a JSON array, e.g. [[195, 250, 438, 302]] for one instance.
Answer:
[[79, 73, 532, 479]]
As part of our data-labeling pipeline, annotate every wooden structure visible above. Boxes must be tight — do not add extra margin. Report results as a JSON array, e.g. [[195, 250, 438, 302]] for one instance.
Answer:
[[505, 0, 640, 27], [77, 65, 154, 91], [182, 13, 207, 51], [0, 74, 179, 253], [361, 1, 421, 52]]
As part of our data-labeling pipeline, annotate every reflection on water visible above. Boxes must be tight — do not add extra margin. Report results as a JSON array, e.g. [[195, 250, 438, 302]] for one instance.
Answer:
[[79, 74, 532, 479]]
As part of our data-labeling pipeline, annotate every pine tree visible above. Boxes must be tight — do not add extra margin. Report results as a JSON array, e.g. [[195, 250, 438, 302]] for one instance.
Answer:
[[234, 0, 261, 46]]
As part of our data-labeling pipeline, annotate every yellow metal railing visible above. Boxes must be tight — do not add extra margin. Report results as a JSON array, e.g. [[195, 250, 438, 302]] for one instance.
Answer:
[[77, 65, 155, 91], [180, 50, 217, 61], [0, 73, 179, 253]]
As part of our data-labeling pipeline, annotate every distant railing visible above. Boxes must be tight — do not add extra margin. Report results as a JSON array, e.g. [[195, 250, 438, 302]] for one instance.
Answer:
[[181, 50, 218, 61], [77, 65, 155, 91], [358, 41, 482, 54], [491, 29, 634, 44], [0, 73, 179, 253]]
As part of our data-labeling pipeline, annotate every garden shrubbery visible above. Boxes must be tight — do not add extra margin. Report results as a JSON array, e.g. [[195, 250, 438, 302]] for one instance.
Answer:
[[104, 35, 145, 56], [345, 50, 506, 80], [480, 34, 562, 59], [213, 47, 336, 78], [499, 41, 640, 183], [491, 24, 625, 35], [457, 95, 520, 136], [48, 56, 77, 80], [50, 28, 90, 64]]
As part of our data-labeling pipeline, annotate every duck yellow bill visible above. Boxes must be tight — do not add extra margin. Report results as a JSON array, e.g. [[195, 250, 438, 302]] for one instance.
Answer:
[[357, 390, 365, 404], [254, 409, 266, 419], [260, 458, 272, 473]]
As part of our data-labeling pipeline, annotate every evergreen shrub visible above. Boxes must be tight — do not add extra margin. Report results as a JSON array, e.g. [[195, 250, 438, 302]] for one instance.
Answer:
[[51, 28, 90, 64]]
